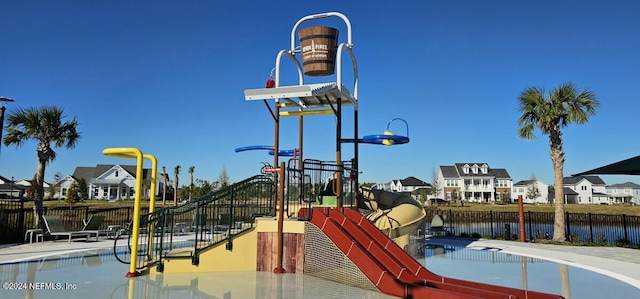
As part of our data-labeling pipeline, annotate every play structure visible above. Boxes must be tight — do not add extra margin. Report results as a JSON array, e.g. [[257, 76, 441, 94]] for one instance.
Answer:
[[107, 12, 563, 299]]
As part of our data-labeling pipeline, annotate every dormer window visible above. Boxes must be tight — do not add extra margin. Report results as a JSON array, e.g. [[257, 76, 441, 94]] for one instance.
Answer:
[[463, 165, 470, 174], [472, 165, 478, 174], [481, 164, 488, 174]]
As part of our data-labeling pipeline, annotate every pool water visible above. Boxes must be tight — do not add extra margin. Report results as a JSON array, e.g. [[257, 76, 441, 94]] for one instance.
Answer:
[[1, 244, 638, 299], [417, 244, 640, 299], [0, 248, 396, 299]]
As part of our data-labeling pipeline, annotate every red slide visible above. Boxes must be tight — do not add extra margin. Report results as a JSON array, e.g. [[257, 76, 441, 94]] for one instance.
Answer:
[[306, 207, 564, 299]]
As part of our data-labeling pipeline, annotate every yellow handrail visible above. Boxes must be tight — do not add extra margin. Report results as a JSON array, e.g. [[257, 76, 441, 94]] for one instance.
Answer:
[[102, 147, 157, 277]]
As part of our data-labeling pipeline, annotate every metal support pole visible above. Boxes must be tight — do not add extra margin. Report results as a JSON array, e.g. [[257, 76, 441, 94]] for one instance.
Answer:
[[518, 195, 526, 242], [273, 162, 286, 274]]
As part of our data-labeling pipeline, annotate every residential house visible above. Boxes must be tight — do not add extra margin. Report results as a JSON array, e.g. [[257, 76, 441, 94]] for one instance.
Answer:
[[0, 175, 26, 199], [372, 176, 431, 200], [606, 182, 640, 205], [55, 164, 163, 200], [512, 180, 550, 204], [437, 163, 513, 203], [559, 176, 608, 204]]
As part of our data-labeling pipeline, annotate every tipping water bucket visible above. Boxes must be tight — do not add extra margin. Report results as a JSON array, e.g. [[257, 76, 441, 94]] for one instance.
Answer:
[[298, 26, 339, 76]]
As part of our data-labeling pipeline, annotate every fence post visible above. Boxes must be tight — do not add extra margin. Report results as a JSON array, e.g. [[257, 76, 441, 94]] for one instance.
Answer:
[[489, 210, 494, 237], [622, 214, 628, 244], [19, 200, 25, 236], [565, 212, 572, 241], [527, 210, 532, 240], [588, 213, 593, 242]]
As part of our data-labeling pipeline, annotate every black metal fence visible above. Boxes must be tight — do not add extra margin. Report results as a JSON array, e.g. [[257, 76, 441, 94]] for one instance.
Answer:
[[426, 209, 640, 246], [0, 200, 147, 244], [3, 198, 639, 247]]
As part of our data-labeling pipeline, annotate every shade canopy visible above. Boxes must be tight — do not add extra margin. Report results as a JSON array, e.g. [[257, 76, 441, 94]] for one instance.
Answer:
[[572, 155, 640, 176]]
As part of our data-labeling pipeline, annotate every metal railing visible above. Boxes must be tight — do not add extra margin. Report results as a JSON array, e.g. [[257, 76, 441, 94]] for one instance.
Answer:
[[112, 174, 275, 271], [426, 209, 640, 246], [290, 159, 357, 217]]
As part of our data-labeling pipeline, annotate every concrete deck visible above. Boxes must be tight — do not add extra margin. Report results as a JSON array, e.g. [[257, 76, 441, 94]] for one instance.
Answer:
[[426, 237, 640, 289]]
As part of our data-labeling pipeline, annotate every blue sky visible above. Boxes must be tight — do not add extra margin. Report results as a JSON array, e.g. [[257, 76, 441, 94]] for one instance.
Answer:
[[1, 0, 639, 187]]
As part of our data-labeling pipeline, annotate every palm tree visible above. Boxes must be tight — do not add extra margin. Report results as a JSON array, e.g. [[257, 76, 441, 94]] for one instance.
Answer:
[[173, 165, 181, 205], [517, 82, 599, 241], [162, 166, 167, 205], [188, 166, 195, 201], [3, 106, 80, 227]]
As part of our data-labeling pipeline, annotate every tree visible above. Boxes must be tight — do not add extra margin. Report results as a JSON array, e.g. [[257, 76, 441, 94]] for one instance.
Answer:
[[3, 106, 80, 227], [53, 172, 63, 184], [517, 82, 599, 241], [76, 178, 88, 201], [526, 174, 541, 201], [47, 184, 57, 199], [66, 181, 80, 205], [173, 165, 181, 205], [189, 166, 195, 200], [162, 166, 167, 205], [430, 168, 441, 199], [217, 165, 230, 188]]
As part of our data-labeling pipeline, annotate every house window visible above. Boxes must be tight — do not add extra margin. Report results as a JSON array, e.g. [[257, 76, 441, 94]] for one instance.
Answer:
[[103, 188, 108, 197], [62, 188, 68, 196], [446, 191, 451, 200]]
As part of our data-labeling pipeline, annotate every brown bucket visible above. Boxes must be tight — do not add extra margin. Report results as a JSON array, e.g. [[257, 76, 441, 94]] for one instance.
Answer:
[[298, 26, 339, 76]]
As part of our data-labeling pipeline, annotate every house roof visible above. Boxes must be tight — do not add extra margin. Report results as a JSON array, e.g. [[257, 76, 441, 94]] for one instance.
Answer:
[[549, 186, 579, 196], [399, 176, 430, 187], [440, 166, 459, 178], [491, 168, 511, 179], [72, 164, 151, 183], [563, 175, 605, 186], [440, 164, 511, 179], [514, 180, 535, 186], [607, 182, 640, 188]]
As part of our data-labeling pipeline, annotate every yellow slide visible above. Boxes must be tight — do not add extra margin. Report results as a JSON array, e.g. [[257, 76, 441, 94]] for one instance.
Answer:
[[358, 187, 426, 238]]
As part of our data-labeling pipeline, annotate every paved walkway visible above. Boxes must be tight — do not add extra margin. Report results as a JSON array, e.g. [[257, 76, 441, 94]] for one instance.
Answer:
[[426, 237, 640, 289]]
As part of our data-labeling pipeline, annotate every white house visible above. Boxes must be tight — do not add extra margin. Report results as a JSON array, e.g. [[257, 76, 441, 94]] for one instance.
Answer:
[[52, 175, 77, 199], [606, 182, 640, 205], [438, 163, 513, 203], [56, 164, 164, 200], [562, 176, 608, 204], [512, 180, 550, 204]]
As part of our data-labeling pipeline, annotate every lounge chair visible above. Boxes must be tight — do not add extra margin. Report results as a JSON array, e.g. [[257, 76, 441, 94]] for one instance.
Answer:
[[42, 215, 90, 243], [192, 214, 212, 236], [427, 214, 453, 236], [81, 215, 115, 241], [213, 213, 231, 232]]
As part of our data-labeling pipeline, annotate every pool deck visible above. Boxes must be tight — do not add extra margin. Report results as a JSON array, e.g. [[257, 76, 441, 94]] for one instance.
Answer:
[[426, 237, 640, 289], [1, 235, 639, 289]]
